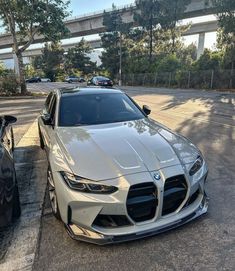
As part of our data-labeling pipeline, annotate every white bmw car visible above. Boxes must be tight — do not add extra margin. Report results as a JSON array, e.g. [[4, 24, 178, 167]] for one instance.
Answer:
[[38, 87, 209, 245]]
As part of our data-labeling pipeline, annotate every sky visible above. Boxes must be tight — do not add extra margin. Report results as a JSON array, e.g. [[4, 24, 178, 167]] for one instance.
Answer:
[[1, 0, 217, 68]]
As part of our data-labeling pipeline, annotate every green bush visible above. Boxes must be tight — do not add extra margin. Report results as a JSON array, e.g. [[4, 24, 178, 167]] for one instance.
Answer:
[[0, 74, 20, 95]]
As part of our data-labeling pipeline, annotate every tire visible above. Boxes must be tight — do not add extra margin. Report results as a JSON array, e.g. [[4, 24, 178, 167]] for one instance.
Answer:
[[47, 166, 61, 220], [0, 204, 12, 227], [38, 126, 45, 150], [12, 184, 21, 220]]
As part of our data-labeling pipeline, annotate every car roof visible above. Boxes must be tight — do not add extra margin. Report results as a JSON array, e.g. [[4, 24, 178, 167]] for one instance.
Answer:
[[58, 87, 123, 97]]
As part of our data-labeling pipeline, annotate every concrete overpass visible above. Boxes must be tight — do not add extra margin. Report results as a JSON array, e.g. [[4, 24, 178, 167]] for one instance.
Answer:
[[0, 20, 218, 62], [0, 0, 215, 50], [0, 39, 102, 60], [184, 20, 218, 58]]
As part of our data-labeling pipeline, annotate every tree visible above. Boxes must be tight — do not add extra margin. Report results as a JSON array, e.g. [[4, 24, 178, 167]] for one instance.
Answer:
[[214, 0, 235, 71], [134, 0, 190, 62], [32, 55, 44, 71], [0, 62, 5, 75], [25, 64, 37, 78], [192, 49, 222, 71], [101, 4, 129, 78], [31, 42, 64, 81], [156, 54, 181, 72], [214, 0, 235, 35], [64, 39, 96, 75], [124, 29, 150, 73], [157, 0, 191, 53], [134, 0, 161, 62], [41, 42, 64, 81], [0, 0, 70, 94]]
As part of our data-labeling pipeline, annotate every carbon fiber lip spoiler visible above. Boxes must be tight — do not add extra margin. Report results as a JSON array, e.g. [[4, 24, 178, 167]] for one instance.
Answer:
[[66, 194, 209, 245]]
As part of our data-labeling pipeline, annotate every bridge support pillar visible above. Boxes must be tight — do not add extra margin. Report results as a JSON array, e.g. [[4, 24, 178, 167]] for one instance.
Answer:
[[197, 32, 205, 59]]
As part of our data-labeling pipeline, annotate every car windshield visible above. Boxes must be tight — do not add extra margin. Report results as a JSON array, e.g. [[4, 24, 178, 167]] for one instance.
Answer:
[[59, 93, 145, 126], [96, 77, 108, 80]]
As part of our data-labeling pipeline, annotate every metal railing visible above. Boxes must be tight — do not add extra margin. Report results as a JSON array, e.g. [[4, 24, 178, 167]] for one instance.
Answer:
[[65, 4, 135, 21], [122, 69, 235, 89]]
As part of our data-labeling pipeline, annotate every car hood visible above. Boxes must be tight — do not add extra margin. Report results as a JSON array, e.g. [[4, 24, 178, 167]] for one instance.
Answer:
[[56, 119, 199, 181]]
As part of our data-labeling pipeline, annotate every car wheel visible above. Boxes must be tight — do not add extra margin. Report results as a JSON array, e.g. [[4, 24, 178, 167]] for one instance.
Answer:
[[0, 203, 12, 227], [38, 126, 45, 149], [12, 181, 21, 220], [48, 166, 61, 220]]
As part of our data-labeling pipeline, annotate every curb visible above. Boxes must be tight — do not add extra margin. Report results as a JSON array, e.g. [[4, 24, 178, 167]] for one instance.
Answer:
[[0, 96, 46, 100]]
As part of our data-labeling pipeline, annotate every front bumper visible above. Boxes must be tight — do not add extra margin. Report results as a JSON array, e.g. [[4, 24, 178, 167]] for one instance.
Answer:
[[66, 193, 209, 245], [52, 162, 209, 245]]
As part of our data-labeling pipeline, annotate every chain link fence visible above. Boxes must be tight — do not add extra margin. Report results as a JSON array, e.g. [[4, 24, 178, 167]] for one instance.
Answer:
[[122, 69, 235, 89]]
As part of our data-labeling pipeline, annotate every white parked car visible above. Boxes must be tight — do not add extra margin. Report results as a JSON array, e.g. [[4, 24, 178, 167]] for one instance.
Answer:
[[38, 87, 209, 245], [41, 78, 51, 82]]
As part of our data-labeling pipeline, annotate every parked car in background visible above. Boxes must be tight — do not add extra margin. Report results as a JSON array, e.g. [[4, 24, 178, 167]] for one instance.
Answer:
[[0, 115, 21, 227], [26, 77, 41, 83], [78, 77, 86, 83], [65, 76, 86, 83], [38, 87, 208, 245], [88, 76, 113, 87], [41, 78, 51, 82]]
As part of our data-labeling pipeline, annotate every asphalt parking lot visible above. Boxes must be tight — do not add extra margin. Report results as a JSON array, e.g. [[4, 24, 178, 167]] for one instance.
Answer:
[[0, 97, 45, 145], [0, 84, 234, 271]]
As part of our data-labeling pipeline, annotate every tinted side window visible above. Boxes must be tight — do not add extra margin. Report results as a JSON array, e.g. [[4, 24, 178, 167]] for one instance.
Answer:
[[49, 95, 57, 123], [45, 92, 53, 111]]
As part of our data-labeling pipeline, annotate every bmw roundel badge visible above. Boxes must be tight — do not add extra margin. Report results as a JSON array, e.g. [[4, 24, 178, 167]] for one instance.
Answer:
[[153, 172, 161, 181]]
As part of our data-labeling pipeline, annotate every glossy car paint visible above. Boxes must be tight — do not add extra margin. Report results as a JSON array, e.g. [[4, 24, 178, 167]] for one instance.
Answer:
[[38, 88, 208, 244], [89, 76, 113, 87], [0, 116, 20, 227]]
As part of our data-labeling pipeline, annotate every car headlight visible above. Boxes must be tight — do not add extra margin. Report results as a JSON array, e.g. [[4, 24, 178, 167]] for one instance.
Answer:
[[189, 156, 203, 176], [60, 172, 118, 194]]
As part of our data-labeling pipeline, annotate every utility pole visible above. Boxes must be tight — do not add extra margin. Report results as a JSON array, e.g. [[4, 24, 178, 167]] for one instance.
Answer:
[[119, 32, 122, 86]]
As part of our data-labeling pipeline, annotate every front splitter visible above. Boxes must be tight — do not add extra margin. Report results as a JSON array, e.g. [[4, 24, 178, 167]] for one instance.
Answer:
[[66, 194, 209, 245]]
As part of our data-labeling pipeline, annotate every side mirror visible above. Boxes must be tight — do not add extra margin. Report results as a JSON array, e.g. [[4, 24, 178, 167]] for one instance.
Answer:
[[41, 113, 52, 125], [143, 105, 151, 116], [4, 115, 17, 125]]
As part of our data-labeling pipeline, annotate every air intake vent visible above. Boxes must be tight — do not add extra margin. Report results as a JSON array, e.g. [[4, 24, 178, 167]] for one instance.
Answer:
[[162, 175, 188, 216], [127, 182, 158, 222], [183, 189, 200, 209], [93, 215, 131, 228]]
